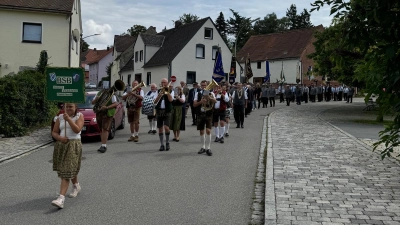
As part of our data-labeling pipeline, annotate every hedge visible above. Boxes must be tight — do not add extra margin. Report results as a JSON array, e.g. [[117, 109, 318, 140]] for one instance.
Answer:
[[0, 70, 58, 137]]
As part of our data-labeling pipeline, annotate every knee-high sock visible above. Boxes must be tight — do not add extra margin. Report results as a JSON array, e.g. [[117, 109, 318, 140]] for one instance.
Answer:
[[152, 121, 156, 130], [226, 123, 230, 134], [201, 135, 205, 149], [214, 127, 219, 138], [165, 132, 170, 143], [219, 126, 225, 138], [149, 121, 152, 130], [159, 133, 164, 145], [206, 134, 211, 149]]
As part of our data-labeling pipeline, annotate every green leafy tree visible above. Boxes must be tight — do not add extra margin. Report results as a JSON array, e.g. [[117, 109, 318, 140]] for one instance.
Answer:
[[276, 17, 291, 31], [215, 12, 228, 42], [226, 9, 254, 54], [311, 0, 400, 159], [125, 24, 147, 36], [36, 50, 48, 74], [286, 4, 313, 30], [178, 13, 199, 24], [81, 39, 89, 52]]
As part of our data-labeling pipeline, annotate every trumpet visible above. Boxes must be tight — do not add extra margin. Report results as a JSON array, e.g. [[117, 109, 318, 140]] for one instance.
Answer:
[[153, 81, 172, 106]]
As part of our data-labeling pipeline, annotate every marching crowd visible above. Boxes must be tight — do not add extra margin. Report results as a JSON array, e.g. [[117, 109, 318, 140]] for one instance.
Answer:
[[49, 77, 356, 209]]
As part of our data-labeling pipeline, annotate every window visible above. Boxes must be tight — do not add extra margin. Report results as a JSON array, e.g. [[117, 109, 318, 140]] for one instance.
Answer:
[[128, 74, 131, 86], [135, 51, 138, 62], [140, 50, 143, 61], [22, 23, 42, 43], [257, 62, 261, 69], [204, 28, 213, 39], [212, 46, 219, 60], [135, 73, 142, 82], [146, 72, 151, 85], [186, 71, 196, 84], [196, 44, 205, 59]]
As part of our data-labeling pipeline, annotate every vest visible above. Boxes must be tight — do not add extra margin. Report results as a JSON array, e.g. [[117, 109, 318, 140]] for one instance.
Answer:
[[214, 91, 227, 111], [155, 89, 172, 113], [233, 90, 245, 105]]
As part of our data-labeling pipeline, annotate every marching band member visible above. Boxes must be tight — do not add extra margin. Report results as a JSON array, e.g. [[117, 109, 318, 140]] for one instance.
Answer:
[[188, 82, 199, 125], [213, 85, 229, 143], [232, 83, 248, 128], [146, 83, 158, 134], [261, 84, 268, 108], [122, 80, 144, 142], [222, 85, 232, 137], [92, 87, 119, 153], [171, 86, 186, 142], [193, 80, 216, 156], [154, 78, 174, 151], [284, 85, 293, 106], [267, 85, 276, 107]]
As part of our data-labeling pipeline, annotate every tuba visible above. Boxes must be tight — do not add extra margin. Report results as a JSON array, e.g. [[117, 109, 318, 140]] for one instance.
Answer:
[[127, 81, 146, 105], [201, 79, 219, 111], [93, 79, 125, 113]]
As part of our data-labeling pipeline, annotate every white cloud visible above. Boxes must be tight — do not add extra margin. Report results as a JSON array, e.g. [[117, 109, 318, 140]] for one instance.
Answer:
[[81, 0, 334, 49]]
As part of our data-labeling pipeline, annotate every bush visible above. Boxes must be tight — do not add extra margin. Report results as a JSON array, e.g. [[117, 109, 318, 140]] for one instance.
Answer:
[[0, 70, 58, 137]]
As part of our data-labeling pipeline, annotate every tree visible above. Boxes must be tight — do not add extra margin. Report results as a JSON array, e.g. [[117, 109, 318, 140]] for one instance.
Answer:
[[226, 9, 254, 54], [253, 13, 282, 35], [81, 39, 89, 52], [36, 50, 48, 74], [286, 4, 313, 30], [125, 24, 147, 36], [178, 13, 199, 24], [311, 0, 400, 159], [215, 12, 228, 42]]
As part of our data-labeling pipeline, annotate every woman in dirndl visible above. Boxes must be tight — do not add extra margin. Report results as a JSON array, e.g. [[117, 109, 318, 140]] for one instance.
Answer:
[[170, 86, 186, 141], [51, 103, 84, 209]]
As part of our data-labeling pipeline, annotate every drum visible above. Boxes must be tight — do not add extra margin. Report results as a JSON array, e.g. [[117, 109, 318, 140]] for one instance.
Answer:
[[141, 95, 154, 115]]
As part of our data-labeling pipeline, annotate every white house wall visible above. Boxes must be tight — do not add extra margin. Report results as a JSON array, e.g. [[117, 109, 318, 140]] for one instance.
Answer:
[[145, 46, 159, 63], [171, 19, 231, 85], [110, 50, 121, 84], [98, 52, 113, 82], [69, 0, 82, 68], [133, 35, 145, 76], [0, 10, 70, 76]]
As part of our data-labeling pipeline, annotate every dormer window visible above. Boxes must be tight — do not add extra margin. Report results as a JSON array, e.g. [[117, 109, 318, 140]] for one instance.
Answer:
[[196, 44, 205, 59], [204, 28, 213, 39]]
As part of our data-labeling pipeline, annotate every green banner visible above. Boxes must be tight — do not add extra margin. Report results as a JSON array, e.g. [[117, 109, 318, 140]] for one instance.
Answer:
[[45, 67, 85, 103]]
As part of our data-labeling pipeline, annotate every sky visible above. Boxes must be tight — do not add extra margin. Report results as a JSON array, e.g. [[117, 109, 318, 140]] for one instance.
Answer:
[[81, 0, 333, 50]]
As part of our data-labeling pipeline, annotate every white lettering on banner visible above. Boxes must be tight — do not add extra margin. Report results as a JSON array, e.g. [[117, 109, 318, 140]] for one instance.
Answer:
[[57, 93, 73, 96], [56, 76, 72, 84], [62, 89, 78, 92], [53, 86, 64, 89]]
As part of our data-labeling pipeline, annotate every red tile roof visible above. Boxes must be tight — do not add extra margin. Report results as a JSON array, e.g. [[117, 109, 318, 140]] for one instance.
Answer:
[[82, 48, 113, 65], [236, 25, 324, 63], [0, 0, 74, 14]]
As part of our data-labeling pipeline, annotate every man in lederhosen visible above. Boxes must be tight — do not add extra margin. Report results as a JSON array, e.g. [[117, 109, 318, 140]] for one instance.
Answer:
[[212, 85, 229, 144], [232, 83, 248, 128], [122, 80, 144, 142], [154, 78, 174, 151], [193, 80, 216, 156]]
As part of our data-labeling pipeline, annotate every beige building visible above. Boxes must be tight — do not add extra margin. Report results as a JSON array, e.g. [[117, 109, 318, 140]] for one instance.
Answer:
[[0, 0, 82, 77]]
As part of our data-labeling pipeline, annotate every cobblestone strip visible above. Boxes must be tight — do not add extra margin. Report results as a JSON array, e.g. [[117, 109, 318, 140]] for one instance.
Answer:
[[251, 116, 268, 224], [265, 113, 277, 225], [272, 105, 400, 225]]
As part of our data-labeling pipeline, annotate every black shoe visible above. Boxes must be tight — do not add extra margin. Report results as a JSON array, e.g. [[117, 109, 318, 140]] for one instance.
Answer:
[[166, 143, 170, 151], [236, 125, 240, 128], [214, 137, 220, 142], [159, 145, 165, 151], [219, 137, 224, 143], [173, 138, 177, 142], [198, 148, 206, 154], [98, 146, 107, 153], [148, 130, 152, 134], [152, 130, 157, 134], [241, 125, 244, 128], [206, 149, 212, 156], [225, 133, 229, 137]]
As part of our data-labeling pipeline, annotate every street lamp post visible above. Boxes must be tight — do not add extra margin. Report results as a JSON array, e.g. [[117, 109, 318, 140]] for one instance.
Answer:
[[234, 18, 260, 83], [80, 33, 101, 86], [82, 33, 101, 39]]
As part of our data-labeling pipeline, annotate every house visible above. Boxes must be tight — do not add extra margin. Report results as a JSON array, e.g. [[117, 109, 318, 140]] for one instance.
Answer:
[[236, 25, 324, 86], [118, 17, 232, 88], [83, 47, 113, 87], [110, 35, 137, 87], [0, 0, 82, 77]]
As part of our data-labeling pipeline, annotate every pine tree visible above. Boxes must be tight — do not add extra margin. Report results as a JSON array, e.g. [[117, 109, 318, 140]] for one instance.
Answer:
[[215, 12, 228, 42]]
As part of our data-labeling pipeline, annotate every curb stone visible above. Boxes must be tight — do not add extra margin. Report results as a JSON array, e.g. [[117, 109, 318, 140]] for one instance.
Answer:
[[265, 110, 277, 225], [0, 140, 53, 164]]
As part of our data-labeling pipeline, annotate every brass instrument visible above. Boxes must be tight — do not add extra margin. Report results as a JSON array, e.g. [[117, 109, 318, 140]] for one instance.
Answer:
[[127, 81, 146, 105], [93, 79, 125, 113], [201, 79, 219, 111], [153, 81, 172, 106]]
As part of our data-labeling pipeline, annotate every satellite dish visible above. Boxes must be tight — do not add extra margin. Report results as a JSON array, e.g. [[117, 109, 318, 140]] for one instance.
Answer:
[[72, 29, 80, 42]]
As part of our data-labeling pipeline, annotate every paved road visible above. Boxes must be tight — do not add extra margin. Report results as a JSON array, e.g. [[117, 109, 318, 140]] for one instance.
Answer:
[[0, 105, 281, 225], [266, 103, 400, 225]]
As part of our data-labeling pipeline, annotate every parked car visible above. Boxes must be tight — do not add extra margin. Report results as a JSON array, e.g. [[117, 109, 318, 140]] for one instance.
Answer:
[[51, 91, 125, 140], [86, 83, 97, 88]]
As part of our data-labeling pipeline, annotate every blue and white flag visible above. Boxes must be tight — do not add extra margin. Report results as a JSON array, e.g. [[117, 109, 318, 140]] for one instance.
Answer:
[[264, 61, 270, 83], [212, 49, 225, 83]]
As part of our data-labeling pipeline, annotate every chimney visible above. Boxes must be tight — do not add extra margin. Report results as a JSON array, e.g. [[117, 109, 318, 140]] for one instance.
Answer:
[[94, 48, 96, 51], [174, 20, 182, 28], [107, 46, 109, 51]]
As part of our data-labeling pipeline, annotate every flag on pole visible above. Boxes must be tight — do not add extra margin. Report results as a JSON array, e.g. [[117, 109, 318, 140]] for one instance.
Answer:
[[296, 61, 300, 84], [280, 61, 285, 82], [264, 61, 270, 83], [245, 53, 253, 81], [212, 48, 225, 83], [229, 55, 236, 84]]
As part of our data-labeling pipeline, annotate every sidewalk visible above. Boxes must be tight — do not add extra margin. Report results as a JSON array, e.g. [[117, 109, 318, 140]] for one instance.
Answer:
[[265, 102, 400, 225]]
